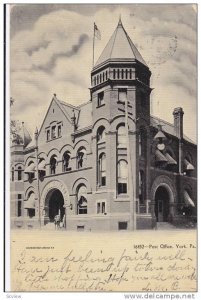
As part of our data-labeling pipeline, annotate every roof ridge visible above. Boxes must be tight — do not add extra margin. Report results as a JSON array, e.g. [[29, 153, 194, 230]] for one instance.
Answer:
[[57, 99, 80, 111]]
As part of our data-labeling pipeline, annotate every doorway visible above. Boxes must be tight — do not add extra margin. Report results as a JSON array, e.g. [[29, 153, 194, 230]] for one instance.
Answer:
[[155, 186, 170, 222], [46, 189, 65, 223]]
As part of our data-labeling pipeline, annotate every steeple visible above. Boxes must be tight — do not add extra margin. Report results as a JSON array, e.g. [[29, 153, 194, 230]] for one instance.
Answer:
[[93, 19, 148, 70]]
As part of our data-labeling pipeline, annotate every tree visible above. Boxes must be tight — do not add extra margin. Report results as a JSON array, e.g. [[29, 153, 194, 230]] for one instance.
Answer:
[[10, 97, 23, 144]]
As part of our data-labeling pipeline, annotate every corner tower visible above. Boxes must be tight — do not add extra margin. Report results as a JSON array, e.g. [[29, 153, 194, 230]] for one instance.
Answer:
[[91, 18, 152, 126]]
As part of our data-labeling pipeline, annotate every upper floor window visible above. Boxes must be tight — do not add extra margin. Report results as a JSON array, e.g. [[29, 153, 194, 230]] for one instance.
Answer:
[[77, 147, 87, 169], [17, 166, 22, 181], [58, 125, 61, 137], [98, 153, 106, 187], [25, 161, 35, 180], [47, 130, 50, 141], [117, 124, 127, 148], [139, 127, 147, 158], [50, 155, 57, 175], [105, 71, 108, 80], [130, 69, 132, 79], [63, 151, 71, 172], [11, 167, 14, 181], [94, 77, 96, 86], [139, 170, 145, 204], [117, 160, 128, 194], [77, 185, 88, 214], [38, 159, 46, 178], [113, 69, 116, 79], [97, 201, 106, 214], [118, 88, 127, 103], [97, 91, 104, 107], [51, 126, 56, 139], [97, 126, 106, 143]]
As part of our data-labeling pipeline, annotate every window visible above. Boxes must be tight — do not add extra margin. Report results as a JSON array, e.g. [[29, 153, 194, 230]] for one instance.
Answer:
[[11, 167, 14, 181], [98, 153, 106, 186], [117, 124, 127, 148], [52, 126, 56, 139], [121, 69, 124, 79], [97, 91, 104, 107], [97, 126, 106, 143], [118, 222, 128, 230], [47, 130, 50, 141], [97, 75, 99, 85], [94, 77, 96, 86], [77, 185, 88, 214], [63, 151, 71, 172], [50, 155, 57, 174], [113, 69, 116, 79], [103, 72, 105, 81], [97, 202, 106, 214], [118, 88, 127, 103], [130, 69, 132, 79], [125, 69, 128, 79], [17, 166, 22, 181], [58, 125, 61, 137], [77, 147, 87, 169], [17, 194, 22, 217], [117, 69, 120, 79], [26, 162, 35, 180], [118, 160, 128, 194], [105, 71, 108, 80]]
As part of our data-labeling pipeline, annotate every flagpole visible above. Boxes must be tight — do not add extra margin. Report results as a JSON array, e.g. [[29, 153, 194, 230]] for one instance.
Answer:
[[93, 22, 95, 68]]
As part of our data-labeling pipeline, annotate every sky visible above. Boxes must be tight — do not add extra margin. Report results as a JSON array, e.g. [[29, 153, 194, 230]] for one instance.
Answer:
[[9, 4, 197, 142]]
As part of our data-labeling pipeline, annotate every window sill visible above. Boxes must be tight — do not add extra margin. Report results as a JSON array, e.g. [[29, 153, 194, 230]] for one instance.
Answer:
[[46, 136, 62, 143]]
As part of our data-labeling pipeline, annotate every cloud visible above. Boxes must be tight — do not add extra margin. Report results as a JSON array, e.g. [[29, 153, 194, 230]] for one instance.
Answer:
[[10, 5, 197, 142]]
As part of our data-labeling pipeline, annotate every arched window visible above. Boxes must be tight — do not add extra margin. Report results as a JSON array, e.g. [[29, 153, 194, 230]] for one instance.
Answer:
[[184, 153, 194, 176], [17, 166, 22, 181], [77, 185, 88, 214], [97, 126, 106, 143], [63, 151, 71, 172], [77, 147, 87, 169], [11, 167, 14, 181], [118, 160, 128, 194], [117, 124, 127, 148], [50, 155, 57, 175], [98, 153, 106, 186], [38, 159, 46, 178], [25, 161, 35, 180], [139, 170, 145, 204], [24, 191, 35, 218]]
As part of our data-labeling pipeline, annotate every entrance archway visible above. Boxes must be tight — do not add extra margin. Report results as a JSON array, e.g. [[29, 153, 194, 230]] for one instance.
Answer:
[[154, 186, 169, 222], [47, 189, 65, 222]]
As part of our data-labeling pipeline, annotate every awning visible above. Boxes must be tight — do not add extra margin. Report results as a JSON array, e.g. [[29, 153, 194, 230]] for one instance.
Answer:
[[165, 153, 177, 165], [155, 150, 167, 162], [24, 163, 35, 173], [24, 193, 35, 209], [38, 160, 46, 171], [184, 191, 195, 207], [184, 159, 194, 171]]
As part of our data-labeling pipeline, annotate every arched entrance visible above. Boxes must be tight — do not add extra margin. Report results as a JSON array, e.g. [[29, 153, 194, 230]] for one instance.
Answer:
[[155, 186, 169, 222], [47, 189, 65, 222]]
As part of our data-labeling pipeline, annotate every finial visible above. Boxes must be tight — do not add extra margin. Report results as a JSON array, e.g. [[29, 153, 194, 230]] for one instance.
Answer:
[[34, 127, 38, 135], [53, 93, 57, 98]]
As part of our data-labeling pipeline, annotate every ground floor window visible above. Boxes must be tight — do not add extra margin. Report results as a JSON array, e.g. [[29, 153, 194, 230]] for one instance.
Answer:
[[77, 185, 88, 214], [118, 222, 128, 230], [97, 202, 106, 214], [117, 160, 128, 194], [27, 208, 35, 218]]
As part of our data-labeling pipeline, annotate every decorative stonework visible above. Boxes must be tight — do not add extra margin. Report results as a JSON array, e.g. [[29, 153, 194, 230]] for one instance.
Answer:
[[150, 175, 177, 204], [41, 179, 69, 207]]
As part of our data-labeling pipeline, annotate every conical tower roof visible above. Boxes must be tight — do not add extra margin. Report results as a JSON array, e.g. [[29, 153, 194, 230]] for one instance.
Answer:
[[94, 19, 147, 69]]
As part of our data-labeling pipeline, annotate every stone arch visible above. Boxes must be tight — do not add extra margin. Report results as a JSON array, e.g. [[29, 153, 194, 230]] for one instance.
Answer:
[[25, 186, 35, 199], [41, 179, 70, 207], [47, 148, 61, 161], [71, 177, 91, 195], [150, 175, 177, 204]]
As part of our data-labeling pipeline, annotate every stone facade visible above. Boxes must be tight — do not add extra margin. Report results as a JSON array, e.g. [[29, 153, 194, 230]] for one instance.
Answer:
[[10, 20, 197, 231]]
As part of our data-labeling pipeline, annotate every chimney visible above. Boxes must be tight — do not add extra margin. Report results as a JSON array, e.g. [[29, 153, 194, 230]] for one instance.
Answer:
[[173, 107, 184, 139]]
